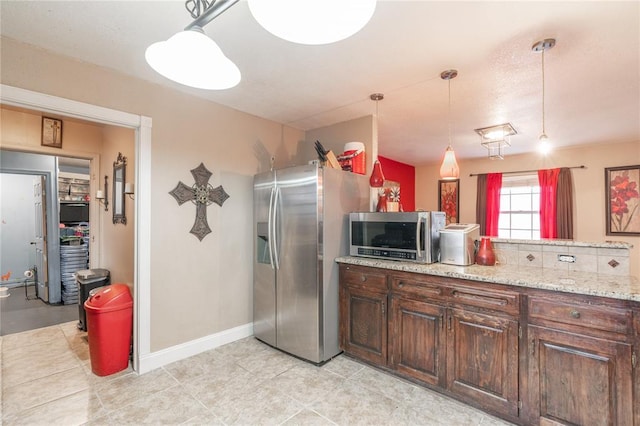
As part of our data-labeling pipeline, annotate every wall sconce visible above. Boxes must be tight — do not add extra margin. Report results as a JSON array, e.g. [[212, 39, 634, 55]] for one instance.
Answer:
[[124, 182, 135, 200], [96, 175, 109, 211], [474, 123, 517, 160]]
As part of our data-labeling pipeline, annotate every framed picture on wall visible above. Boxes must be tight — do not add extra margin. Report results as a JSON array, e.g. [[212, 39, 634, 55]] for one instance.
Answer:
[[605, 165, 640, 235], [438, 179, 459, 225], [41, 117, 63, 148]]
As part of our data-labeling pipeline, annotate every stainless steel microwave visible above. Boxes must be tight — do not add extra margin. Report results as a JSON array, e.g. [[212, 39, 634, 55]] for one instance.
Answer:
[[349, 211, 446, 263]]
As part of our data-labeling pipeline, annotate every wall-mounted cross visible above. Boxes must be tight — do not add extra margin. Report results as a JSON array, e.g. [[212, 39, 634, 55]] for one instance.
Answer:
[[169, 163, 229, 241]]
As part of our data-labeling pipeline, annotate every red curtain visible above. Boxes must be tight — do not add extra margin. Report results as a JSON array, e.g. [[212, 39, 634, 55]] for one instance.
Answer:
[[485, 173, 502, 236], [538, 168, 561, 238]]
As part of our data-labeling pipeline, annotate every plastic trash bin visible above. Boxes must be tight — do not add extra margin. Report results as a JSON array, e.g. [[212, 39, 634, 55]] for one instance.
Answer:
[[76, 268, 111, 331], [84, 283, 133, 376]]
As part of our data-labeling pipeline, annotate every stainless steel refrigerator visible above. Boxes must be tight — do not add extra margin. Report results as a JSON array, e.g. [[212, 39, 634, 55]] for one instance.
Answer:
[[254, 164, 369, 363]]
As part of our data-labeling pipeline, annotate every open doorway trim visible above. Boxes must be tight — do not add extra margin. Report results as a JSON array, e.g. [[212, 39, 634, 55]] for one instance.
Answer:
[[1, 84, 152, 373]]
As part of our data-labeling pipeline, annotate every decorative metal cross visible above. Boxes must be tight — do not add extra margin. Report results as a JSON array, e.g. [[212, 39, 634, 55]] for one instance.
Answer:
[[169, 163, 229, 241]]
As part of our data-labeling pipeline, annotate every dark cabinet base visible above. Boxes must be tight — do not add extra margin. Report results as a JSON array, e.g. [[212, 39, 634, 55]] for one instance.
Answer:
[[339, 263, 638, 426]]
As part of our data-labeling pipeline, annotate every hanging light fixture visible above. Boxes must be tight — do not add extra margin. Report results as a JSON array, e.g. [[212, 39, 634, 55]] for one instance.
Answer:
[[369, 93, 385, 187], [145, 0, 241, 90], [248, 0, 376, 45], [475, 122, 518, 160], [439, 69, 460, 180], [532, 38, 556, 155]]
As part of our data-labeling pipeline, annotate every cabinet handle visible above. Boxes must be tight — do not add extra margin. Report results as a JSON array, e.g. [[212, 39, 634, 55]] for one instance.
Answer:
[[398, 282, 404, 288], [570, 309, 580, 319], [448, 315, 452, 331], [530, 339, 535, 356], [360, 275, 367, 282], [440, 314, 444, 330]]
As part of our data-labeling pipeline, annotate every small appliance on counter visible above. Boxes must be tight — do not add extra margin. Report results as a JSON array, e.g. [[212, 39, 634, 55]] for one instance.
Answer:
[[439, 223, 480, 266], [349, 211, 445, 263]]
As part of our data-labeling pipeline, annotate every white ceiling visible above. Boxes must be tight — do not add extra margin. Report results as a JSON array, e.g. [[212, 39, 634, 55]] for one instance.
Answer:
[[2, 1, 639, 166]]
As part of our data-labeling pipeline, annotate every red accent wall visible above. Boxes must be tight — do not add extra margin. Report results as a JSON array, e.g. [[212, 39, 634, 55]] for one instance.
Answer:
[[378, 156, 415, 211]]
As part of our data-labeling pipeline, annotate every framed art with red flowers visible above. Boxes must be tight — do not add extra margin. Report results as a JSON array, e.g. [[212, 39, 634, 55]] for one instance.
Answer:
[[605, 165, 640, 236], [438, 179, 459, 225]]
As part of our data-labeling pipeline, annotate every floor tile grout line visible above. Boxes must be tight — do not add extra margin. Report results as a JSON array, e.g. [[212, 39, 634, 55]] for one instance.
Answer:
[[1, 363, 86, 393]]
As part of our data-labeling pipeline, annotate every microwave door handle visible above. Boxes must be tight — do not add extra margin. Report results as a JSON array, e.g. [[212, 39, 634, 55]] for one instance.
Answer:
[[267, 186, 275, 269], [416, 218, 423, 259], [272, 186, 281, 270]]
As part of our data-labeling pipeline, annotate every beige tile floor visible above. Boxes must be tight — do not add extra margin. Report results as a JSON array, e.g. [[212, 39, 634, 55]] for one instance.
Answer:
[[1, 321, 514, 425]]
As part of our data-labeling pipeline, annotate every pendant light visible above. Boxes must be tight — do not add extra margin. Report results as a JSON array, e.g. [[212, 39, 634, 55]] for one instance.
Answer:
[[439, 69, 460, 180], [248, 0, 377, 45], [145, 27, 241, 90], [369, 93, 385, 187], [145, 0, 241, 90], [532, 38, 556, 155]]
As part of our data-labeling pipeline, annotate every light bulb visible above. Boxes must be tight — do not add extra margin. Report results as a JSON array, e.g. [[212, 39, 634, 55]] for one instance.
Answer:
[[538, 134, 552, 155]]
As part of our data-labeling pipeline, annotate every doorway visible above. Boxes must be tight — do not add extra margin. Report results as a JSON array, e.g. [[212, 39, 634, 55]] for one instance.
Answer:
[[0, 157, 93, 335], [1, 84, 152, 373]]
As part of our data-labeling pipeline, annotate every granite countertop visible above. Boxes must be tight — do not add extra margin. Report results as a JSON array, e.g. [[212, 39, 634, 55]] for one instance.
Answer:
[[490, 237, 633, 249], [336, 256, 640, 302]]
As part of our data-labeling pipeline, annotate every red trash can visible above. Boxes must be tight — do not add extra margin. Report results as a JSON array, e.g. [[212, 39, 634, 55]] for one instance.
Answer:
[[84, 283, 133, 376]]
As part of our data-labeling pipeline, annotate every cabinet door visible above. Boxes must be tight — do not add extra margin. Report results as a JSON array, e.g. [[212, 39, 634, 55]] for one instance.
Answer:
[[341, 285, 387, 365], [447, 308, 519, 418], [390, 297, 446, 387], [528, 325, 633, 426]]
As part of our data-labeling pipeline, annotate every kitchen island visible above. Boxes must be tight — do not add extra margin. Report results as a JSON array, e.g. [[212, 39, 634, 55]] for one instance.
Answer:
[[336, 248, 639, 425]]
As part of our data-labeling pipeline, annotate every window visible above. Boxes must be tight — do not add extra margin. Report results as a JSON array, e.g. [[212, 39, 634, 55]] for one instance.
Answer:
[[498, 174, 540, 239]]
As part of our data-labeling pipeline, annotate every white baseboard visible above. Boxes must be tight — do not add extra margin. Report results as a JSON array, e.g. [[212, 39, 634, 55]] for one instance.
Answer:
[[137, 322, 254, 374]]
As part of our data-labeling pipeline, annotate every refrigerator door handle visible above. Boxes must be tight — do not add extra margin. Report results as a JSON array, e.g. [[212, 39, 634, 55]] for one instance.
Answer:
[[267, 186, 276, 269], [415, 217, 423, 259], [272, 186, 281, 270]]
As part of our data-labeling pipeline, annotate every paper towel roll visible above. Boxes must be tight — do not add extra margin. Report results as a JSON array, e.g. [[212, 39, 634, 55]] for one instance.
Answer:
[[24, 269, 33, 278]]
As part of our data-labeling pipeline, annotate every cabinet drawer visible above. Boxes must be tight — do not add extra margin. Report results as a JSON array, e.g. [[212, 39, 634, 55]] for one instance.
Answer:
[[341, 265, 388, 292], [391, 276, 445, 302], [450, 285, 520, 316], [528, 297, 633, 335]]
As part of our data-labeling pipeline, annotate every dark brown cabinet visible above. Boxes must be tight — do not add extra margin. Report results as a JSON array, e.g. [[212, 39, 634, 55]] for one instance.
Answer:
[[526, 295, 635, 426], [447, 308, 520, 418], [390, 297, 446, 387], [389, 275, 521, 420], [338, 262, 639, 426], [340, 265, 388, 365], [527, 325, 633, 426]]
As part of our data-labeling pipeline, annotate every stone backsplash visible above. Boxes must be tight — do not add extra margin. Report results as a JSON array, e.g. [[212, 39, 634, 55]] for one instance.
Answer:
[[491, 238, 632, 276]]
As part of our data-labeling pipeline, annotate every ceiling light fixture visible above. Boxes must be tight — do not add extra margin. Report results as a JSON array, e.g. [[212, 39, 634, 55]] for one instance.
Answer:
[[145, 0, 241, 90], [248, 0, 377, 45], [532, 38, 556, 155], [439, 69, 460, 180], [475, 123, 517, 160]]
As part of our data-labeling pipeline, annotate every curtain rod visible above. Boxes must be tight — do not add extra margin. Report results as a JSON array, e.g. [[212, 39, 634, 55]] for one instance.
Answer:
[[469, 165, 585, 177]]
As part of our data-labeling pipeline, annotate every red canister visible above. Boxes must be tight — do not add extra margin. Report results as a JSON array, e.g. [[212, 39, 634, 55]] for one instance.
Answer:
[[342, 142, 365, 174]]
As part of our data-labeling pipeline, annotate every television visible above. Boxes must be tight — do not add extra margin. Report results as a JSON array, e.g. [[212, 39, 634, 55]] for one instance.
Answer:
[[59, 201, 89, 224]]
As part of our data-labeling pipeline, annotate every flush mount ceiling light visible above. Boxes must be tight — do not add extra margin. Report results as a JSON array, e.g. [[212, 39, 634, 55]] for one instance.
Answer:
[[532, 38, 556, 155], [439, 69, 460, 180], [475, 123, 518, 160], [248, 0, 377, 45], [145, 0, 241, 90]]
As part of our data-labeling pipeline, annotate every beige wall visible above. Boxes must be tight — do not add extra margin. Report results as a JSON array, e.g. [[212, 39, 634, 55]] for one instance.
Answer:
[[1, 37, 304, 351], [416, 141, 640, 277], [305, 115, 375, 176], [100, 126, 135, 285]]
